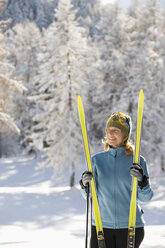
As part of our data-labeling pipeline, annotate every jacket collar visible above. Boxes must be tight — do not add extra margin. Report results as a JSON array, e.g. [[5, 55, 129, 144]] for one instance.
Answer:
[[108, 146, 125, 157]]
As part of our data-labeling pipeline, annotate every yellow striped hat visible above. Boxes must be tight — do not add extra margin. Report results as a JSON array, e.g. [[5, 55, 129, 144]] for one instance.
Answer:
[[106, 112, 132, 137]]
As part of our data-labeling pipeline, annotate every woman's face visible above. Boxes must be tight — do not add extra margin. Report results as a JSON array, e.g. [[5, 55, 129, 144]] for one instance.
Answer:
[[106, 127, 125, 148]]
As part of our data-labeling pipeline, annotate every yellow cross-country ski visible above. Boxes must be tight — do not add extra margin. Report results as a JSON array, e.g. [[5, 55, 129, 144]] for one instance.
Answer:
[[127, 89, 144, 248], [77, 96, 106, 248]]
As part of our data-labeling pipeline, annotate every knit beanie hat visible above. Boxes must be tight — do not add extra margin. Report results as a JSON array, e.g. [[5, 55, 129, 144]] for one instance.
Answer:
[[106, 112, 132, 138]]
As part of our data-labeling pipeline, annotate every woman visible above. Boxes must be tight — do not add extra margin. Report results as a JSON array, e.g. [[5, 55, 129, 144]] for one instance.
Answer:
[[80, 112, 153, 248]]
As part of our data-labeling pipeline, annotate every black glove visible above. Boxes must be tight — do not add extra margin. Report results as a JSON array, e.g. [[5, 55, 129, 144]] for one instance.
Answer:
[[130, 163, 149, 189], [79, 171, 93, 190]]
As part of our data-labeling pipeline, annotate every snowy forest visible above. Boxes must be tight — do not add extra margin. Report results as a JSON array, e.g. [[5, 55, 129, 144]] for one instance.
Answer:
[[0, 0, 165, 184]]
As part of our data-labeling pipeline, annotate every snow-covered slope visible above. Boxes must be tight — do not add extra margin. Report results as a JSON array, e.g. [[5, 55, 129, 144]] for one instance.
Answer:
[[0, 156, 164, 247]]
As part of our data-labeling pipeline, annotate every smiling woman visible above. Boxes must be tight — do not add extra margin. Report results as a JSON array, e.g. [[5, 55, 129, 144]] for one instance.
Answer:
[[80, 111, 153, 248]]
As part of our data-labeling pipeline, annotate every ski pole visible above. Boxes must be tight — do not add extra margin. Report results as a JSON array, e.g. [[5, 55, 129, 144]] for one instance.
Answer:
[[85, 183, 90, 248]]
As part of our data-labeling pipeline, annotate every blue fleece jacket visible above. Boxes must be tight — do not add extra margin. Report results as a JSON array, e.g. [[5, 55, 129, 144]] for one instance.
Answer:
[[81, 146, 153, 229]]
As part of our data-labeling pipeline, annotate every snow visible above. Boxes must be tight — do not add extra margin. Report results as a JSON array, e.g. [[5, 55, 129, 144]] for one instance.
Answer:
[[141, 176, 165, 248], [0, 156, 164, 248]]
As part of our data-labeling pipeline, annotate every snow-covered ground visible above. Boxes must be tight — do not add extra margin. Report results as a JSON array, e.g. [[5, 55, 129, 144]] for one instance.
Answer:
[[0, 156, 164, 248]]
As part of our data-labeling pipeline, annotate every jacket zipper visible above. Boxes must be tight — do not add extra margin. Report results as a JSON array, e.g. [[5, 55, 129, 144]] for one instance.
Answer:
[[114, 152, 117, 228]]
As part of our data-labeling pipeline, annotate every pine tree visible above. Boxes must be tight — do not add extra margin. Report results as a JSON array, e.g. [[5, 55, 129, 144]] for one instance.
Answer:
[[5, 21, 41, 153], [123, 0, 165, 163], [0, 0, 25, 156], [0, 0, 57, 30], [90, 4, 131, 144], [88, 0, 165, 167], [72, 0, 101, 36], [30, 0, 93, 184]]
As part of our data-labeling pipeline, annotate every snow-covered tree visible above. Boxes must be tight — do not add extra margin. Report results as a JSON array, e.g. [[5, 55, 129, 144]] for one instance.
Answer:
[[5, 21, 41, 152], [0, 0, 25, 156], [0, 0, 102, 35], [122, 0, 165, 164], [30, 0, 94, 184], [72, 0, 101, 36], [72, 0, 100, 19], [90, 4, 131, 143], [6, 21, 41, 86], [88, 0, 165, 167], [0, 0, 57, 30]]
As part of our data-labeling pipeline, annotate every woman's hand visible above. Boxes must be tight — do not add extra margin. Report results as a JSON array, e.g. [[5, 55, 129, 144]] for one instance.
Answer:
[[130, 163, 149, 189], [80, 171, 93, 189]]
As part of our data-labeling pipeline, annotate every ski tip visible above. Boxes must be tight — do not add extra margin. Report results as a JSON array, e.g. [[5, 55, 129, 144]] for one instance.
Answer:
[[139, 89, 144, 102], [139, 89, 144, 96], [77, 96, 83, 111], [77, 95, 81, 102]]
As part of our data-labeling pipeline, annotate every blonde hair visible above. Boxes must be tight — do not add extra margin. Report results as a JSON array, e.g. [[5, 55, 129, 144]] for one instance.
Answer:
[[102, 136, 134, 155]]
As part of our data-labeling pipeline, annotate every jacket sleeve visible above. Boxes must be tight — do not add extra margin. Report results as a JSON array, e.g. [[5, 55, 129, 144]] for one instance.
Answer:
[[137, 156, 154, 202]]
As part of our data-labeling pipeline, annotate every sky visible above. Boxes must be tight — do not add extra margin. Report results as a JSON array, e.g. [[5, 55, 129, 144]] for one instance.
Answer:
[[101, 0, 165, 9], [101, 0, 130, 5], [101, 0, 134, 8]]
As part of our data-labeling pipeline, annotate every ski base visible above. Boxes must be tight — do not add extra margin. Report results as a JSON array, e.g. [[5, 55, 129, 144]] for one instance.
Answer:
[[127, 227, 135, 248], [98, 231, 106, 248]]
